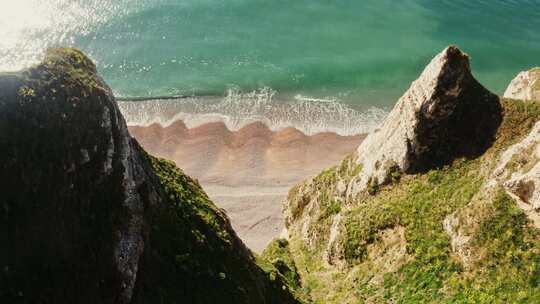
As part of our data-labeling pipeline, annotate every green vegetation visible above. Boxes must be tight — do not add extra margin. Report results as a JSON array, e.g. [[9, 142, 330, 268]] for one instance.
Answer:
[[31, 48, 104, 99], [378, 160, 482, 302], [143, 155, 299, 303], [366, 177, 379, 195], [259, 238, 309, 302], [324, 158, 482, 303], [314, 169, 343, 220], [445, 190, 540, 303], [322, 199, 342, 218], [338, 153, 363, 179], [283, 98, 540, 303], [149, 156, 232, 243], [493, 99, 540, 153], [387, 164, 402, 184]]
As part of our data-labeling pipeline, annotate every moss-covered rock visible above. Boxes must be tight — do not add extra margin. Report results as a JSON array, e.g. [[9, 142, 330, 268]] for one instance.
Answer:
[[282, 47, 540, 303], [0, 48, 299, 304], [136, 156, 300, 304], [259, 238, 310, 302], [1, 47, 144, 304]]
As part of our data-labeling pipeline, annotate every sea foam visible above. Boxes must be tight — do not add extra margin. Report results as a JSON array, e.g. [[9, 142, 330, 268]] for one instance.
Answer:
[[118, 88, 387, 136]]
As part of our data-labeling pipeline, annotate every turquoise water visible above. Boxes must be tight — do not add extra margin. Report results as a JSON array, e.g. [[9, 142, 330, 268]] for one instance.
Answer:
[[1, 0, 540, 132]]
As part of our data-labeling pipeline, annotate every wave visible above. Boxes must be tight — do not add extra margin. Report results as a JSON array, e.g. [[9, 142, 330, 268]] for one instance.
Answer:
[[118, 87, 388, 136]]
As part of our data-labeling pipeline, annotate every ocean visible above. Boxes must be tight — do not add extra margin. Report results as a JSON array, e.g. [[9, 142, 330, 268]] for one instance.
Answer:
[[2, 0, 540, 134]]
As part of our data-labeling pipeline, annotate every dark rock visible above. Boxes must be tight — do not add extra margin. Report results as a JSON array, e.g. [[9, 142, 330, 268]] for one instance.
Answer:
[[0, 48, 299, 304]]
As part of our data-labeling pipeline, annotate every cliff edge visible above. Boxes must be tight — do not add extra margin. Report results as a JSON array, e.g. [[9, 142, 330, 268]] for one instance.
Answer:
[[348, 46, 501, 196], [282, 46, 540, 303], [0, 49, 300, 304], [504, 67, 540, 101]]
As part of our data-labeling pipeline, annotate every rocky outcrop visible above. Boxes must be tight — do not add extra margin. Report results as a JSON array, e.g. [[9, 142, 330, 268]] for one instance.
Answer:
[[281, 46, 540, 303], [283, 44, 507, 280], [128, 120, 363, 252], [0, 48, 149, 303], [283, 46, 503, 265], [348, 46, 501, 195], [492, 120, 540, 227], [0, 48, 299, 304], [503, 67, 540, 101], [442, 210, 476, 267]]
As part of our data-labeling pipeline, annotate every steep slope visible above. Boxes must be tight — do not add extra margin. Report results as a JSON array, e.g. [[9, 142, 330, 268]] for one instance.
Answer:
[[282, 46, 540, 303], [347, 46, 501, 196], [129, 119, 362, 252], [0, 48, 300, 304], [504, 67, 540, 101]]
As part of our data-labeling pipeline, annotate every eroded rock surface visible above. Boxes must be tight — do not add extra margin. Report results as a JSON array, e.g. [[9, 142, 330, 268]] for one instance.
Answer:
[[492, 120, 540, 227], [280, 46, 540, 302], [0, 48, 151, 304], [283, 46, 503, 269], [349, 46, 501, 195], [0, 49, 299, 304], [504, 67, 540, 101]]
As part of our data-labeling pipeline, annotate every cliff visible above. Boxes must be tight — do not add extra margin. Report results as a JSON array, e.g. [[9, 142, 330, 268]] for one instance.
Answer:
[[504, 67, 540, 101], [128, 120, 363, 252], [282, 46, 540, 303], [5, 45, 540, 304], [0, 49, 300, 304], [347, 46, 501, 196]]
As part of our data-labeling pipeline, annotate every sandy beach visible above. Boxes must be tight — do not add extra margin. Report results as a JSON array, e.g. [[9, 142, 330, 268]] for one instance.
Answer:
[[129, 120, 364, 252]]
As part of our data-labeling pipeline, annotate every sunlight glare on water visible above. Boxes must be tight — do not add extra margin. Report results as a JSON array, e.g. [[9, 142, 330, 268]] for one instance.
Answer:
[[0, 0, 136, 71], [1, 0, 539, 107]]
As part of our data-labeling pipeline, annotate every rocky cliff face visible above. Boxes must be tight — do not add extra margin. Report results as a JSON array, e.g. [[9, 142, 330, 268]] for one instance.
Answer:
[[492, 119, 540, 227], [282, 46, 540, 303], [504, 67, 540, 101], [128, 120, 363, 252], [348, 46, 501, 196], [0, 49, 299, 304]]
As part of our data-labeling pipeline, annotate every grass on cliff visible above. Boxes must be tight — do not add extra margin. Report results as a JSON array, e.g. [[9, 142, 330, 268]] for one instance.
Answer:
[[141, 156, 240, 302], [144, 155, 300, 303], [259, 238, 311, 303], [149, 156, 232, 243], [286, 98, 540, 303], [286, 153, 362, 244], [446, 190, 540, 303], [19, 48, 105, 103], [374, 160, 483, 302]]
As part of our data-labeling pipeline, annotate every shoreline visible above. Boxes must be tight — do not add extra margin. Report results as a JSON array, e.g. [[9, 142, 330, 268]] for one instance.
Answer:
[[117, 90, 387, 136], [129, 119, 366, 251]]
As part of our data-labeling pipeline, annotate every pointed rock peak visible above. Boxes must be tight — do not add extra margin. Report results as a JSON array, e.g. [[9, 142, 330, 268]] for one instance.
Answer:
[[504, 67, 540, 101], [349, 46, 501, 195]]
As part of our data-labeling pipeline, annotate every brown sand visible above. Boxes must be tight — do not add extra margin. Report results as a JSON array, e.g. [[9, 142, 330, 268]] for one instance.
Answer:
[[130, 121, 364, 252]]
